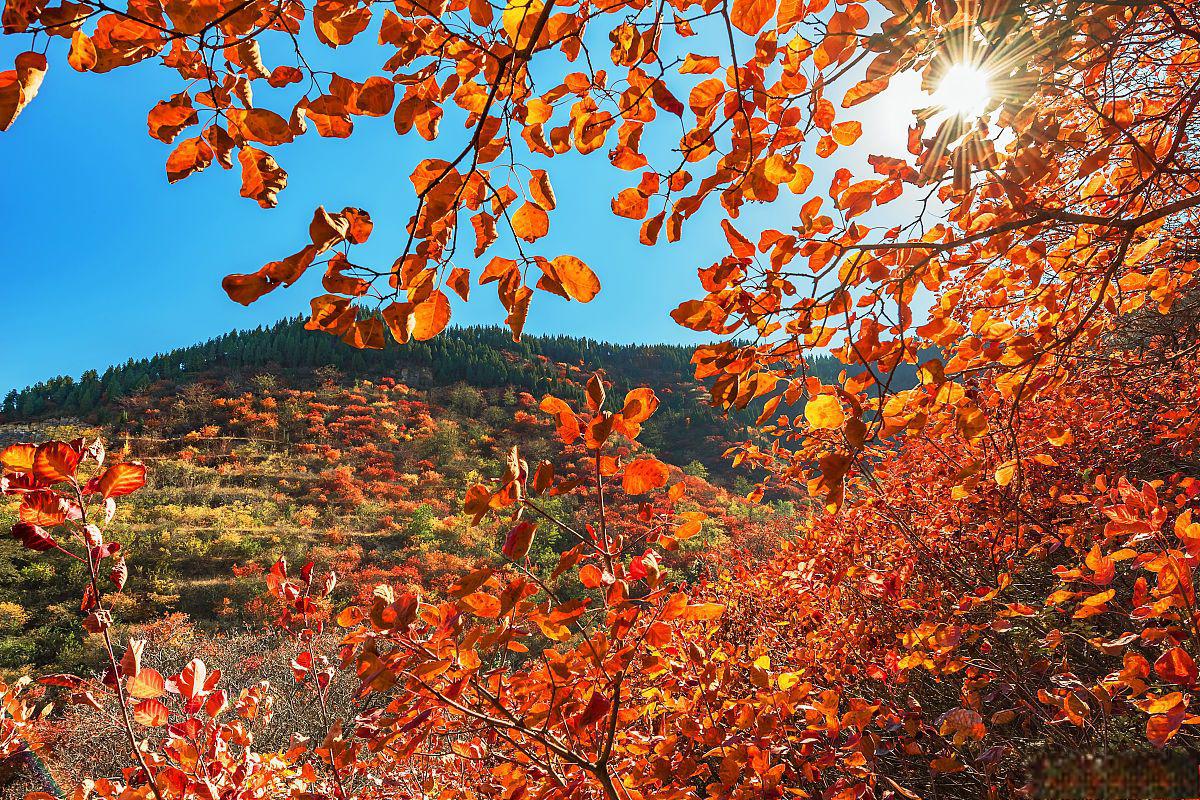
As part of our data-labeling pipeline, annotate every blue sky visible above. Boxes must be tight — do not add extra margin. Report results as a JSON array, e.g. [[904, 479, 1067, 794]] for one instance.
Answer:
[[0, 27, 926, 393]]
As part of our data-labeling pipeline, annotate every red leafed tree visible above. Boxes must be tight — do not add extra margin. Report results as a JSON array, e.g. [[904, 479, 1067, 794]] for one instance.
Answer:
[[4, 0, 1200, 797]]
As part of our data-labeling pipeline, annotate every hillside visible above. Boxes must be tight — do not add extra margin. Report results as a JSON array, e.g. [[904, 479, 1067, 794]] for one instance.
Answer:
[[1, 320, 862, 472], [2, 318, 851, 421], [0, 321, 802, 672]]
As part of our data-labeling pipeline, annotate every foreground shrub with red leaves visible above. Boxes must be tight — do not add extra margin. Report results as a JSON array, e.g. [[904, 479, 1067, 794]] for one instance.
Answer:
[[4, 0, 1200, 790], [3, 339, 1199, 800]]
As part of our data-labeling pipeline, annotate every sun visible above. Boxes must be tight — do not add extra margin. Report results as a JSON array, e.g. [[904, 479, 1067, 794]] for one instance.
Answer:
[[932, 62, 993, 119]]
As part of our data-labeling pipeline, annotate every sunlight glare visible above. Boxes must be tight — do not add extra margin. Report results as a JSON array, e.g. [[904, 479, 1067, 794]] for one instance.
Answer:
[[933, 63, 992, 118]]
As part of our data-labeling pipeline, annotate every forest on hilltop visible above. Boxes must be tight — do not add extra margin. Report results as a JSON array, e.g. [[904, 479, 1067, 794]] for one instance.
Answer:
[[1, 319, 853, 422]]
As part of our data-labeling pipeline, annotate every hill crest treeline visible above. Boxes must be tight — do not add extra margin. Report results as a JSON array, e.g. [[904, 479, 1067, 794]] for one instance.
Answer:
[[2, 318, 850, 422]]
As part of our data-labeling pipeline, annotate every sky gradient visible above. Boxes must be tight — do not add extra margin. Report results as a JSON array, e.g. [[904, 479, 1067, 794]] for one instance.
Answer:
[[0, 33, 925, 394]]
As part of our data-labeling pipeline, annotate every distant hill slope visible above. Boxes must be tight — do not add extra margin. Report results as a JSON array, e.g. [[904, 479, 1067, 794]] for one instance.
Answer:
[[0, 319, 860, 477], [2, 318, 849, 421], [0, 323, 807, 673], [0, 320, 910, 674]]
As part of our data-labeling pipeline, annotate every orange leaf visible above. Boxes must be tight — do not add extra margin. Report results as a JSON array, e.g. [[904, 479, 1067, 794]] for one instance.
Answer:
[[788, 163, 815, 193], [956, 402, 989, 441], [305, 294, 356, 336], [529, 169, 556, 210], [620, 387, 659, 424], [586, 374, 606, 411], [1, 442, 36, 471], [174, 658, 216, 702], [730, 0, 776, 35], [132, 698, 169, 727], [222, 272, 273, 306], [353, 76, 395, 116], [671, 299, 727, 331], [97, 462, 146, 498], [512, 202, 549, 242], [238, 146, 288, 208], [1155, 647, 1198, 687], [689, 79, 725, 116], [623, 458, 669, 495], [543, 255, 600, 303], [447, 267, 471, 302], [682, 602, 724, 621], [679, 54, 720, 74], [33, 442, 81, 483], [67, 31, 97, 71], [612, 187, 649, 219], [805, 395, 845, 430], [309, 206, 351, 252], [342, 207, 373, 243], [832, 120, 862, 146], [675, 511, 705, 539], [382, 302, 415, 344], [0, 52, 47, 132], [322, 253, 369, 296], [1147, 703, 1186, 748], [342, 317, 385, 349], [462, 592, 501, 618], [579, 563, 603, 589], [539, 395, 573, 417], [268, 66, 304, 87], [843, 77, 889, 107], [584, 414, 615, 450], [147, 94, 198, 143], [463, 483, 492, 523], [127, 668, 166, 699], [472, 212, 498, 257], [166, 136, 214, 183], [502, 0, 545, 49], [776, 0, 804, 29], [502, 521, 537, 560], [229, 107, 294, 146], [540, 396, 581, 444], [411, 290, 451, 340], [312, 0, 371, 46], [162, 0, 219, 34], [505, 286, 533, 341], [20, 491, 69, 527]]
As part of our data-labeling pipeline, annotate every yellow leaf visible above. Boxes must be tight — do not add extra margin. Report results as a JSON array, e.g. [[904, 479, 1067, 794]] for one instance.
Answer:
[[805, 394, 845, 430], [502, 0, 544, 50]]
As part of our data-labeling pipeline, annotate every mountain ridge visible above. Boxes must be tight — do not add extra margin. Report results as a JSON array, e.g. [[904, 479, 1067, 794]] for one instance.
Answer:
[[3, 317, 850, 422]]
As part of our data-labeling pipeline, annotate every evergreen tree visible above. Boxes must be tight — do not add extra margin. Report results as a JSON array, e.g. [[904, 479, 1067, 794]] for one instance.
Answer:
[[1, 316, 903, 424]]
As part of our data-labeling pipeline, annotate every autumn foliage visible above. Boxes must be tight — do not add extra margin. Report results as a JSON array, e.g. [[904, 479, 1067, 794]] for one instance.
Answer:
[[5, 0, 1200, 796]]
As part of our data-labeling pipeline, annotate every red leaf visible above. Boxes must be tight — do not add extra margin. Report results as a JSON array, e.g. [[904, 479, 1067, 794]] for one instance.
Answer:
[[10, 521, 55, 552], [1155, 647, 1198, 687], [571, 690, 610, 730], [502, 521, 537, 561]]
